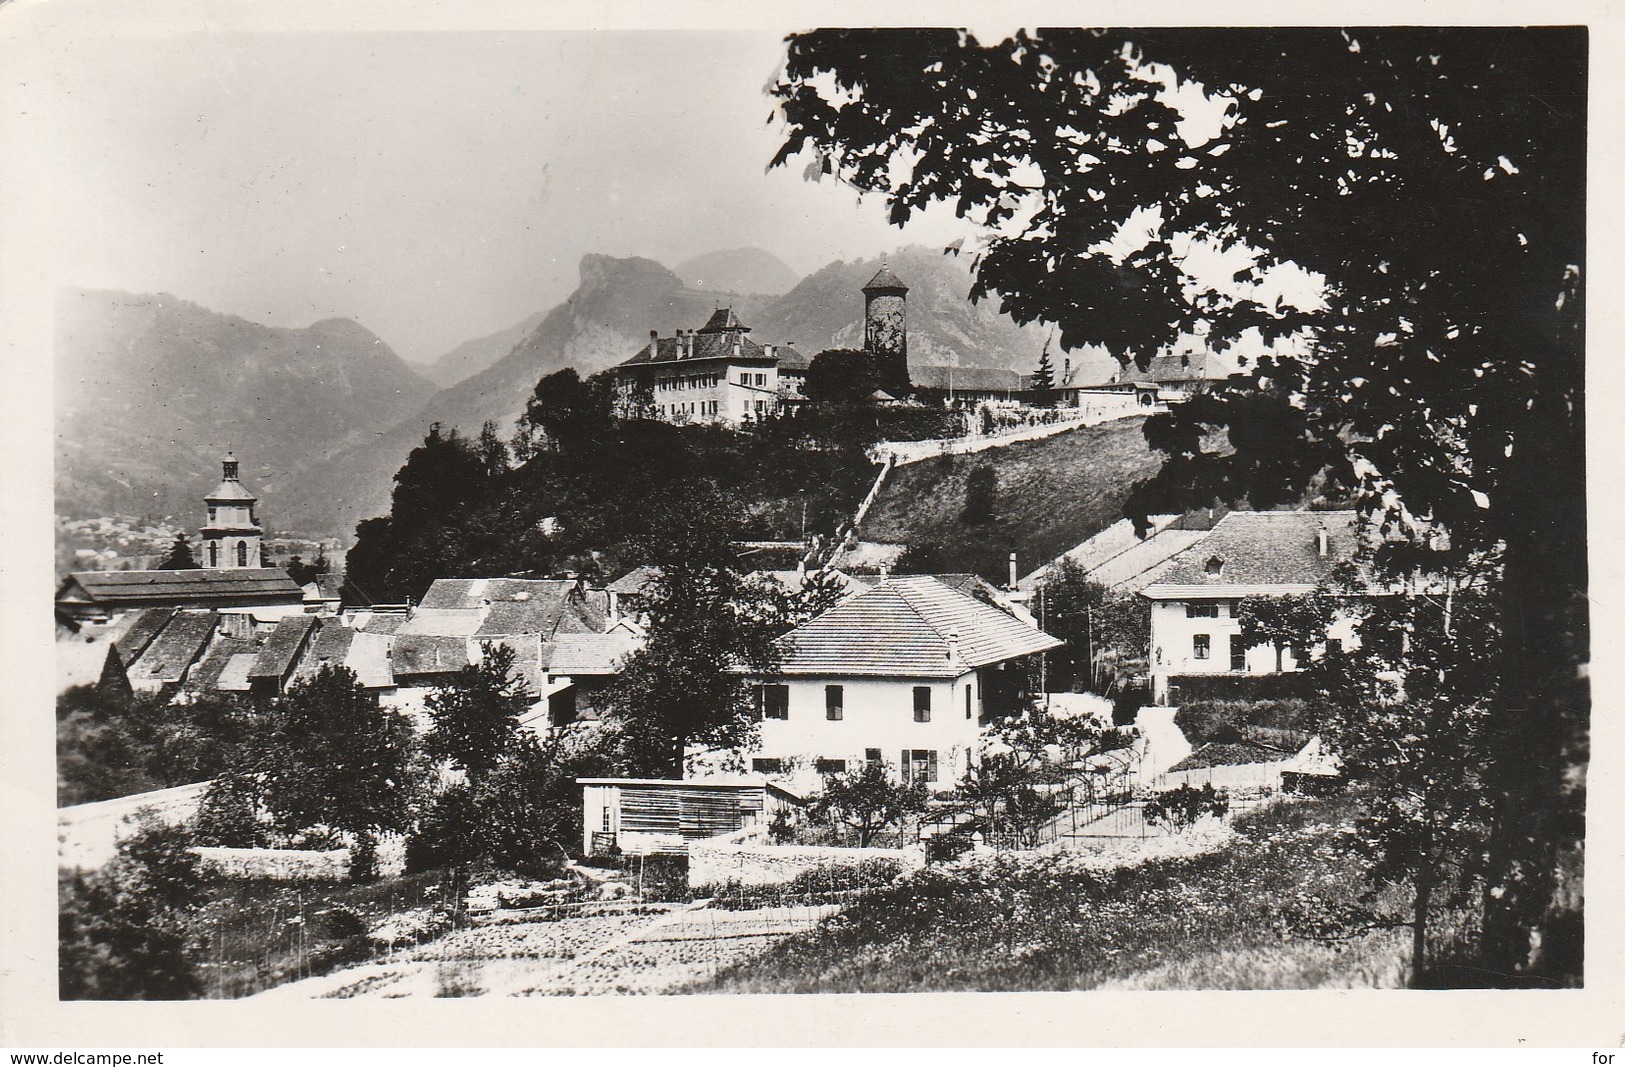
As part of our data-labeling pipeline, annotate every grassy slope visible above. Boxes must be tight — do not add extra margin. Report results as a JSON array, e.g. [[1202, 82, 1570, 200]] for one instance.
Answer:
[[688, 797, 1411, 993], [860, 417, 1165, 582]]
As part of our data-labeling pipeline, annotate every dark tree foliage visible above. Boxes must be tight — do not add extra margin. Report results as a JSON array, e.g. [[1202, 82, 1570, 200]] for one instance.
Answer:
[[1031, 346, 1055, 407], [347, 385, 879, 603], [804, 347, 881, 406], [253, 665, 420, 845], [157, 533, 198, 570], [59, 819, 208, 1000], [57, 684, 258, 806], [1034, 558, 1151, 692], [423, 642, 528, 782], [599, 485, 788, 776], [961, 464, 997, 526], [809, 761, 927, 848], [772, 26, 1585, 981]]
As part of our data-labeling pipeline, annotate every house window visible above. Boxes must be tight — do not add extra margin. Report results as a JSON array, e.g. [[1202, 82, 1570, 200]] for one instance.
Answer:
[[759, 684, 789, 720], [208, 541, 219, 567], [913, 686, 931, 722], [1205, 557, 1224, 577], [1186, 602, 1220, 619], [752, 758, 784, 774], [236, 541, 248, 567], [755, 399, 766, 414], [1193, 634, 1211, 660], [207, 507, 217, 524], [815, 758, 847, 775], [1229, 635, 1246, 672], [901, 749, 938, 783], [755, 373, 767, 387], [864, 748, 882, 765], [825, 684, 844, 720]]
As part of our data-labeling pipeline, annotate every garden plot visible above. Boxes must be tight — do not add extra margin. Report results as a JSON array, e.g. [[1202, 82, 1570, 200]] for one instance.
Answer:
[[525, 905, 842, 996]]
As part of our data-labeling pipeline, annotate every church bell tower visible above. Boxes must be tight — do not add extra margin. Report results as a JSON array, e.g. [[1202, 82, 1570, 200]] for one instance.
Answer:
[[862, 263, 910, 395], [201, 452, 263, 569]]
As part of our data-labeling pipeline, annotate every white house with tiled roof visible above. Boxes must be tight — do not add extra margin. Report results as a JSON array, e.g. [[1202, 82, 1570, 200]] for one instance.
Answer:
[[744, 574, 1062, 791], [1141, 510, 1362, 701], [611, 307, 810, 425]]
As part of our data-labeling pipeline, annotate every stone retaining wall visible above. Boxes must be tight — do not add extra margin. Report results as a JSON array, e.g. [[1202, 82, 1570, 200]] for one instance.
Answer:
[[689, 839, 925, 889]]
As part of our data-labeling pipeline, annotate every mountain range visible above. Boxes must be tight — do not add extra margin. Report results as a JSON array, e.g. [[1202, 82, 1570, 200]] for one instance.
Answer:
[[57, 246, 1113, 541]]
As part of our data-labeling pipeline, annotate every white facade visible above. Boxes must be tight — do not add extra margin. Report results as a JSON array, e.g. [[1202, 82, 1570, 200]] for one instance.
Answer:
[[748, 672, 986, 793], [1147, 594, 1360, 702], [646, 359, 805, 425]]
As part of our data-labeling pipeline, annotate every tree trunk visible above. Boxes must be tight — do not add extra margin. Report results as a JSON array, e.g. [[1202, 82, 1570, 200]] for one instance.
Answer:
[[1478, 270, 1587, 984], [1412, 857, 1433, 989]]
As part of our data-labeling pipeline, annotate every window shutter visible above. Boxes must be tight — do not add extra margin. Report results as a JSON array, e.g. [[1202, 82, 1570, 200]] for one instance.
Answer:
[[927, 750, 939, 783], [900, 749, 912, 778]]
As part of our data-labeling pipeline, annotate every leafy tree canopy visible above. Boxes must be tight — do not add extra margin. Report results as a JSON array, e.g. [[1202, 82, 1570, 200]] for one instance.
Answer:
[[771, 25, 1584, 980]]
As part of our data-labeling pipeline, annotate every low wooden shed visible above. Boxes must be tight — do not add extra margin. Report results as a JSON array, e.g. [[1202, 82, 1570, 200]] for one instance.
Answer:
[[579, 777, 801, 857]]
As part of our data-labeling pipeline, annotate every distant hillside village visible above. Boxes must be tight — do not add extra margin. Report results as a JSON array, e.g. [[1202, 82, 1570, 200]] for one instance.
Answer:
[[54, 260, 1415, 1001], [58, 265, 1357, 812]]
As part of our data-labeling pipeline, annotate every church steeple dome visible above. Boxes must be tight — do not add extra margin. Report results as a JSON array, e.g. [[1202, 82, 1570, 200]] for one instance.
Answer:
[[201, 452, 263, 569]]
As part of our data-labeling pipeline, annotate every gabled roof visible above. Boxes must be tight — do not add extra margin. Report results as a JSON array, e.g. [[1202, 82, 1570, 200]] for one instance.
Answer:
[[908, 365, 1027, 393], [346, 632, 396, 688], [413, 578, 608, 637], [59, 568, 302, 604], [546, 632, 644, 676], [292, 621, 356, 684], [113, 607, 179, 662], [127, 611, 217, 685], [1144, 510, 1361, 597], [607, 566, 662, 597], [398, 607, 485, 637], [696, 307, 750, 334], [216, 653, 259, 692], [1168, 739, 1297, 772], [1124, 348, 1245, 385], [773, 574, 1061, 677], [186, 635, 257, 692], [615, 331, 806, 371], [392, 635, 472, 678], [249, 614, 317, 681]]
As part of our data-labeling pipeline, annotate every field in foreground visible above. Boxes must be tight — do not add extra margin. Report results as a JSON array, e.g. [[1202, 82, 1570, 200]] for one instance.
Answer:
[[687, 796, 1412, 993]]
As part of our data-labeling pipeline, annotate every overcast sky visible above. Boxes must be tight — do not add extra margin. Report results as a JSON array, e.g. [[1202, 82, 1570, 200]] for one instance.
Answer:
[[14, 26, 969, 364]]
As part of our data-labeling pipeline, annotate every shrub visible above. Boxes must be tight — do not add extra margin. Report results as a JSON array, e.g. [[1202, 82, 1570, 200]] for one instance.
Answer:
[[405, 786, 483, 874], [1144, 783, 1230, 833], [1174, 699, 1318, 747]]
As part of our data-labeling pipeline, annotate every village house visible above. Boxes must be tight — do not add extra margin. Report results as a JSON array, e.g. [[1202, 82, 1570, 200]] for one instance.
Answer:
[[741, 574, 1062, 793], [1140, 510, 1362, 703]]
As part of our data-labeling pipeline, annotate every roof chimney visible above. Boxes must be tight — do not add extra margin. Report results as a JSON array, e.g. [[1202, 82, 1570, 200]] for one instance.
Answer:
[[1009, 551, 1019, 591], [877, 564, 890, 585], [649, 329, 659, 356], [947, 629, 961, 665], [1317, 524, 1330, 558]]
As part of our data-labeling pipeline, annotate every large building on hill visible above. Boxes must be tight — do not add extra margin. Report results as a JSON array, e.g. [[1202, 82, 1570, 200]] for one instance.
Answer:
[[611, 308, 811, 425], [611, 265, 924, 426]]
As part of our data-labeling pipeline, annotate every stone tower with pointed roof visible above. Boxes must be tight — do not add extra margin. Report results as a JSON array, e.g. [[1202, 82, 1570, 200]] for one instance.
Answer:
[[200, 453, 263, 569], [862, 263, 911, 395]]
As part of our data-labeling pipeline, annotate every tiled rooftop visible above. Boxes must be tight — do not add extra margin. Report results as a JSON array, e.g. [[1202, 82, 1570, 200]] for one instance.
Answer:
[[773, 575, 1060, 677]]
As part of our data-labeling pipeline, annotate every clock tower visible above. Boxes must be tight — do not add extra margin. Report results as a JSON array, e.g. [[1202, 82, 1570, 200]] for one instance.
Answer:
[[200, 452, 263, 569]]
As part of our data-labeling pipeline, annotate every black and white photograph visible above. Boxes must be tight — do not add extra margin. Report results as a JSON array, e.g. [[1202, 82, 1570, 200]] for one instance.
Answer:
[[1, 0, 1612, 1048]]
